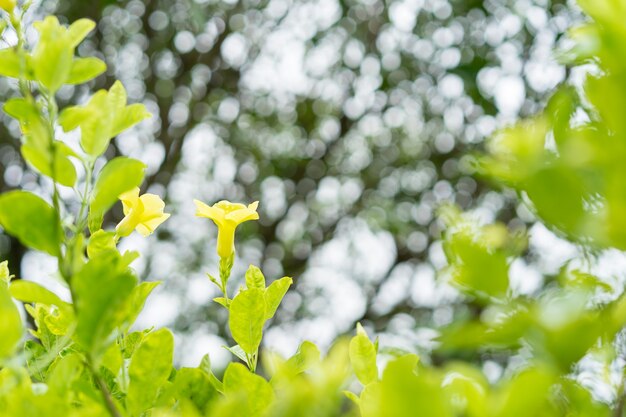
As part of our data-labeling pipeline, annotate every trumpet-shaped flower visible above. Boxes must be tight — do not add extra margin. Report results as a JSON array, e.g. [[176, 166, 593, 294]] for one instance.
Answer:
[[194, 199, 259, 259], [115, 187, 170, 238]]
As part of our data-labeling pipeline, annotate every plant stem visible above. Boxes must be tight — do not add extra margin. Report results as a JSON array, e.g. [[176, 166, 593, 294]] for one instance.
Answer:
[[87, 359, 123, 417], [75, 159, 94, 233]]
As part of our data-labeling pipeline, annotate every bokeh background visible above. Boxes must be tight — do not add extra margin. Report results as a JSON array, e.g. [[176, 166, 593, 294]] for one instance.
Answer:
[[0, 0, 593, 370]]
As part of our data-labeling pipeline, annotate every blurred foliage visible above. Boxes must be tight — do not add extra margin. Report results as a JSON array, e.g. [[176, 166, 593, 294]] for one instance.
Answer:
[[3, 0, 626, 416], [0, 0, 578, 354]]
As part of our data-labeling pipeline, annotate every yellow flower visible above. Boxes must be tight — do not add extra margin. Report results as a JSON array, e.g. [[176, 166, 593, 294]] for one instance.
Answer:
[[115, 187, 170, 238], [194, 199, 259, 259]]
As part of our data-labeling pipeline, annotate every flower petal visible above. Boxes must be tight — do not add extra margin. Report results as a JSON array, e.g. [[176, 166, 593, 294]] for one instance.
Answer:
[[225, 207, 259, 224], [140, 193, 166, 213], [215, 200, 247, 213], [119, 187, 140, 216], [194, 199, 225, 226], [137, 213, 170, 237]]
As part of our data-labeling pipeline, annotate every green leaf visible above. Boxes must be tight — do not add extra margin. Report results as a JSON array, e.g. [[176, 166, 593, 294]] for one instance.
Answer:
[[229, 288, 266, 355], [0, 191, 62, 256], [223, 363, 275, 417], [90, 157, 146, 216], [0, 278, 22, 359], [0, 48, 21, 78], [349, 323, 378, 385], [127, 328, 174, 417], [285, 340, 321, 374], [379, 355, 452, 417], [491, 366, 557, 417], [47, 353, 83, 394], [0, 49, 34, 80], [0, 260, 11, 284], [86, 230, 117, 258], [174, 368, 217, 413], [441, 363, 488, 417], [73, 252, 137, 356], [245, 265, 266, 289], [9, 280, 66, 308], [101, 341, 123, 375], [21, 140, 77, 187], [5, 97, 77, 186], [360, 381, 382, 417], [67, 18, 96, 48], [200, 354, 223, 393], [122, 281, 160, 331], [213, 296, 230, 308], [66, 57, 106, 84], [88, 210, 104, 235], [224, 344, 249, 366], [3, 97, 38, 120], [343, 390, 360, 406], [32, 16, 73, 92], [111, 102, 151, 137], [59, 82, 150, 157], [264, 277, 292, 320]]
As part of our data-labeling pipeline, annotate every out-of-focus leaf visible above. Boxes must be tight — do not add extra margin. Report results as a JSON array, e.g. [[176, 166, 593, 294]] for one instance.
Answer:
[[349, 323, 378, 385], [174, 368, 217, 413], [90, 157, 146, 217], [73, 251, 137, 356], [9, 280, 66, 308], [0, 277, 22, 360], [0, 191, 63, 257], [127, 328, 174, 417], [66, 57, 106, 84], [32, 17, 73, 92], [223, 363, 274, 417], [86, 230, 117, 258]]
